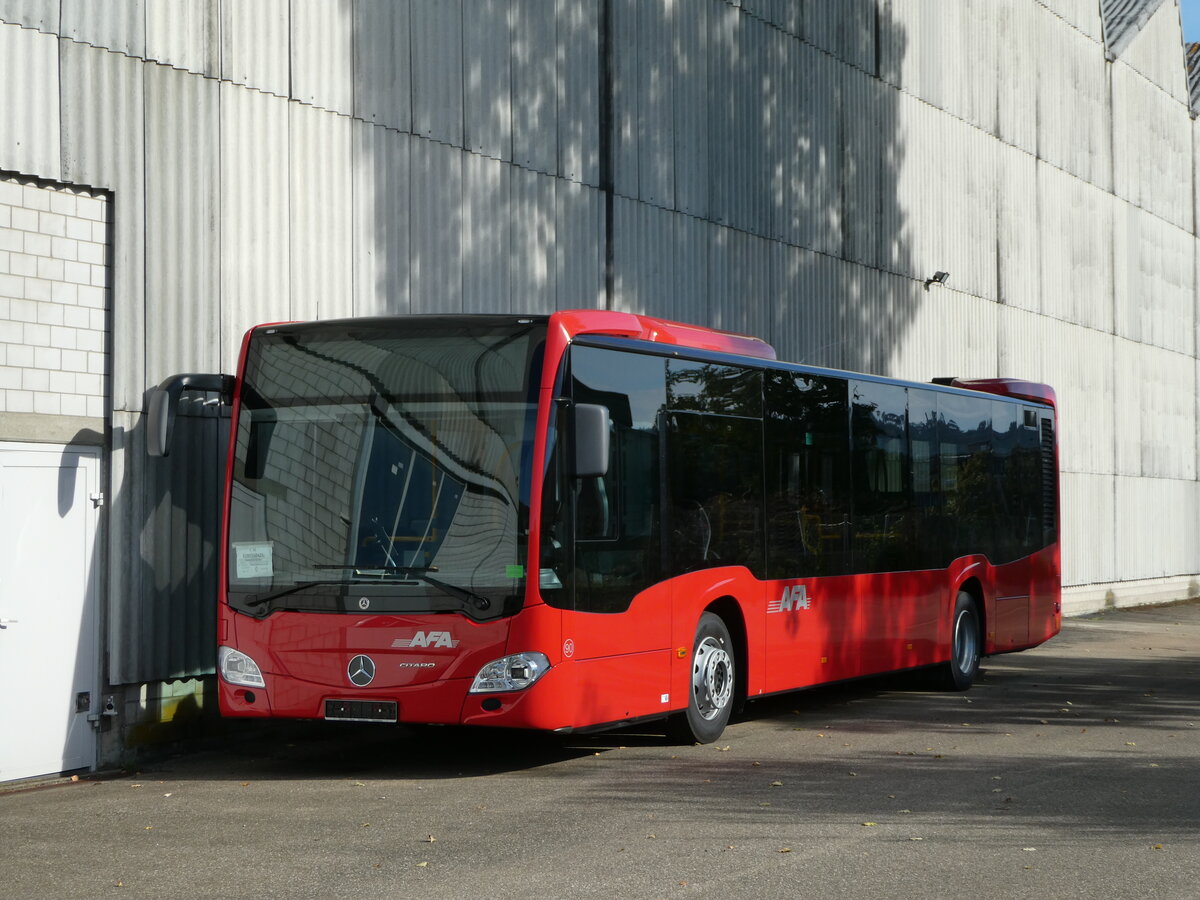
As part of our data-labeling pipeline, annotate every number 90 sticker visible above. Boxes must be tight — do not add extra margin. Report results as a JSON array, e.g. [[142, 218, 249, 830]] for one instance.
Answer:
[[563, 638, 575, 658]]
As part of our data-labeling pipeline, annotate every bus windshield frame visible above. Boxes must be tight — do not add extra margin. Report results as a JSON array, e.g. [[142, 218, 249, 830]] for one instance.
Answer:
[[224, 316, 547, 622]]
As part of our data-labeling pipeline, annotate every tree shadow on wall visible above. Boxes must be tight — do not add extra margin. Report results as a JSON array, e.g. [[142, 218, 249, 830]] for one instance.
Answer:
[[350, 0, 917, 374], [603, 0, 915, 379]]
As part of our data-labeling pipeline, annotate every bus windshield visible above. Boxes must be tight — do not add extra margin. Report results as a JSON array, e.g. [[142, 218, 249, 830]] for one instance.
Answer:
[[226, 317, 546, 621]]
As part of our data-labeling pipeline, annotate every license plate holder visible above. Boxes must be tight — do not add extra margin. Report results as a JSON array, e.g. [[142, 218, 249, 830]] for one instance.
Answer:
[[324, 699, 398, 723]]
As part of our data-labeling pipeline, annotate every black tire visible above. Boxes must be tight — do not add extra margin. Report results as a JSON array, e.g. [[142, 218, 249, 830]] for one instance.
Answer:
[[938, 590, 981, 691], [670, 612, 736, 744]]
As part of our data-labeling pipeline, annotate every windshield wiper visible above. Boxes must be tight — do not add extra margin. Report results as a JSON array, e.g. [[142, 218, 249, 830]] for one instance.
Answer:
[[315, 565, 493, 612], [240, 570, 492, 613], [411, 572, 492, 612], [242, 578, 375, 609], [311, 564, 439, 575]]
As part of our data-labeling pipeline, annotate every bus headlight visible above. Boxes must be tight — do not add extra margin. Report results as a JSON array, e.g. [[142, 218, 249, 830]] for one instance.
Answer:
[[469, 652, 551, 693], [218, 645, 265, 688]]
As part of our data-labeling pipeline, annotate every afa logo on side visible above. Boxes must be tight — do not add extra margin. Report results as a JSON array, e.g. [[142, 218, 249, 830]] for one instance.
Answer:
[[767, 584, 812, 614]]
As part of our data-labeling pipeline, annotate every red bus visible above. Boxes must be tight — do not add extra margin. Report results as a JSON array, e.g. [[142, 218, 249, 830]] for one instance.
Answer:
[[148, 310, 1060, 743]]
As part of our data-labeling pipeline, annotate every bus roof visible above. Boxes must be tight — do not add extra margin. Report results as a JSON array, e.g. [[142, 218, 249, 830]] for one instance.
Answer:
[[550, 309, 777, 361], [550, 310, 1054, 410]]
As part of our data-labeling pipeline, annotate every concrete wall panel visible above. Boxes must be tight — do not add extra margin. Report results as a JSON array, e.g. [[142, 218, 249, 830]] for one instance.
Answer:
[[512, 0, 557, 175], [144, 64, 220, 379], [0, 0, 58, 32], [290, 0, 354, 116], [1115, 475, 1200, 581], [510, 166, 557, 314], [61, 0, 145, 57], [1037, 6, 1112, 190], [556, 0, 600, 186], [1113, 200, 1194, 355], [463, 0, 512, 161], [411, 0, 464, 147], [354, 0, 413, 133], [462, 153, 511, 314], [1040, 317, 1115, 476], [1040, 0, 1103, 40], [1112, 62, 1193, 230], [220, 0, 289, 96], [352, 121, 411, 317], [289, 103, 352, 322], [409, 139, 463, 313], [554, 179, 605, 310], [146, 0, 218, 77], [220, 84, 291, 367], [0, 23, 60, 179], [802, 0, 876, 74], [998, 0, 1040, 152], [1113, 338, 1196, 479], [1061, 472, 1117, 586], [1037, 162, 1115, 332]]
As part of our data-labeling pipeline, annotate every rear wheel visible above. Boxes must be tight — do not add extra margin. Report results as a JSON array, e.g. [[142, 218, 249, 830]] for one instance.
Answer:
[[670, 612, 736, 744], [938, 590, 981, 691]]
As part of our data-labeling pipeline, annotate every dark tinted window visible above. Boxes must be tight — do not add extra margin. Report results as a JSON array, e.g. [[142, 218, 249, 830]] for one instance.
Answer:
[[764, 371, 851, 577], [938, 392, 993, 561], [908, 388, 943, 569], [1006, 406, 1049, 561], [990, 401, 1021, 563], [851, 381, 910, 572], [667, 359, 762, 417], [667, 410, 764, 576], [542, 350, 1057, 598], [567, 346, 666, 613]]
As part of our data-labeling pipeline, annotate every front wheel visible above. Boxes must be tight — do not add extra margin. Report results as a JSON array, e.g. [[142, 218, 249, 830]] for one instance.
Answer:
[[670, 612, 736, 744], [938, 590, 981, 691]]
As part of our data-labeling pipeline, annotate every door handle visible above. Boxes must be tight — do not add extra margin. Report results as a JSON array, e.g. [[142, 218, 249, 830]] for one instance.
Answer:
[[0, 618, 18, 629]]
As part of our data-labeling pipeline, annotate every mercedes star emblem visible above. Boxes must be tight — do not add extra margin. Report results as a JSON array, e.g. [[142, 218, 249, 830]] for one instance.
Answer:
[[347, 654, 376, 687]]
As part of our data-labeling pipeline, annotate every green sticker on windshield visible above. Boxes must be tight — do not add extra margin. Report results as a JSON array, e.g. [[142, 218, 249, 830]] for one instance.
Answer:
[[505, 564, 525, 579]]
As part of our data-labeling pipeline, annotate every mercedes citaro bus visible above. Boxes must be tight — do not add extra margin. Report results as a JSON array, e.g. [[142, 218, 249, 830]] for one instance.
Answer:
[[147, 310, 1060, 743]]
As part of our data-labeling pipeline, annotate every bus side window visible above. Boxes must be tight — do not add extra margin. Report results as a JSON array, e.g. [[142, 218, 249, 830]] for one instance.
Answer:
[[665, 360, 764, 578], [764, 372, 851, 578], [937, 392, 993, 562], [666, 411, 764, 576], [568, 345, 666, 614], [1010, 406, 1048, 557], [850, 381, 910, 573]]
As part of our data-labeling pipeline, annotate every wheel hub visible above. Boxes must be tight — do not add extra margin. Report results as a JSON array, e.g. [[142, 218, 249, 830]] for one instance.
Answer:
[[692, 636, 733, 720]]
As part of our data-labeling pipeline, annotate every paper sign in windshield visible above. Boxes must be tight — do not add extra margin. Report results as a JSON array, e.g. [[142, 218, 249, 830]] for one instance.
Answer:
[[234, 542, 274, 579]]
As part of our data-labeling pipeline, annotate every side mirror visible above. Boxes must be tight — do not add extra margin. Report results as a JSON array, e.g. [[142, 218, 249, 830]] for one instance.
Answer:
[[571, 403, 610, 479], [146, 373, 234, 457], [146, 386, 174, 457]]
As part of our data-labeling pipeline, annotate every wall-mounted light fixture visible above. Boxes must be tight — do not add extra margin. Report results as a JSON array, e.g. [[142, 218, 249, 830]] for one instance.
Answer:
[[924, 271, 950, 291]]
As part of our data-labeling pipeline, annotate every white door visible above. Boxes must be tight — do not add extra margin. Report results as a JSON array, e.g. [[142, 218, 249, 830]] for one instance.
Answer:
[[0, 442, 102, 782]]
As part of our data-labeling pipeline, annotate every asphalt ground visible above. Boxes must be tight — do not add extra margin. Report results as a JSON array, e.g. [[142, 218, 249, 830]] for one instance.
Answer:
[[3, 601, 1198, 899]]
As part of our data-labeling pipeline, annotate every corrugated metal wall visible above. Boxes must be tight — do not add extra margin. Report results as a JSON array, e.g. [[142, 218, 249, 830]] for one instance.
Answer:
[[1, 0, 1198, 682]]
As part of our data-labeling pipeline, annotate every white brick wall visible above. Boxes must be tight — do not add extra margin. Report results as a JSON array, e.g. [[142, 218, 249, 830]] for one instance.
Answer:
[[0, 177, 109, 420]]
